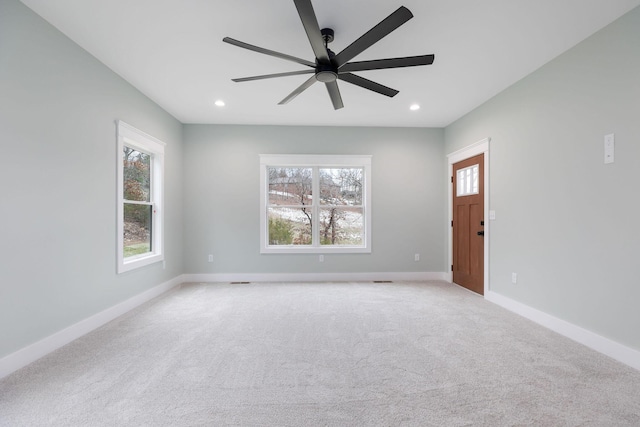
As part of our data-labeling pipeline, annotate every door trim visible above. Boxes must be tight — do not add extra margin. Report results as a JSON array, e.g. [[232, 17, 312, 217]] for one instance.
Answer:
[[447, 138, 490, 295]]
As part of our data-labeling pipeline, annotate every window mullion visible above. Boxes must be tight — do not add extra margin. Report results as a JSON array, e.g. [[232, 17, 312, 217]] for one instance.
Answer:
[[123, 200, 152, 206], [312, 166, 319, 247]]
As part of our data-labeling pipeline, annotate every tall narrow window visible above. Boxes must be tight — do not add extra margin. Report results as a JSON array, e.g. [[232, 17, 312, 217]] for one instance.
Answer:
[[116, 121, 165, 273], [260, 154, 372, 254]]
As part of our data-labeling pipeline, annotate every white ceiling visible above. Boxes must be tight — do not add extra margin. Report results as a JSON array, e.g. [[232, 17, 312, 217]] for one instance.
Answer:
[[21, 0, 640, 128]]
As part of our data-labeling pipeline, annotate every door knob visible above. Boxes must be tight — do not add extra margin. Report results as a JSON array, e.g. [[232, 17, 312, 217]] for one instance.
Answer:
[[477, 231, 484, 236]]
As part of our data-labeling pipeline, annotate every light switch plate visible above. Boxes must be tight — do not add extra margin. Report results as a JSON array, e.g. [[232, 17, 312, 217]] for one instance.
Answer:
[[604, 133, 615, 164]]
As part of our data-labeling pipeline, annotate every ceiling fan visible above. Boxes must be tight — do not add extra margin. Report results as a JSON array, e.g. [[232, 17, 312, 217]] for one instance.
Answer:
[[223, 0, 435, 110]]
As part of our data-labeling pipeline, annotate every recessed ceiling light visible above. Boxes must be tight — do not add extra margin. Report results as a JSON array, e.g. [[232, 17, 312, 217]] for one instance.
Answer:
[[410, 104, 420, 111], [215, 100, 225, 107]]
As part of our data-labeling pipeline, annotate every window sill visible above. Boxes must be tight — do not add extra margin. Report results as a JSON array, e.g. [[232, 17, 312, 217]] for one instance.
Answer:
[[118, 253, 164, 273], [260, 246, 370, 255]]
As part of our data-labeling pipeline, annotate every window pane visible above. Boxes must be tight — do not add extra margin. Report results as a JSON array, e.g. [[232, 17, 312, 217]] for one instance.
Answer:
[[124, 203, 152, 257], [319, 168, 363, 205], [123, 147, 151, 202], [319, 207, 363, 245], [456, 164, 479, 196], [268, 167, 312, 206], [268, 207, 312, 245]]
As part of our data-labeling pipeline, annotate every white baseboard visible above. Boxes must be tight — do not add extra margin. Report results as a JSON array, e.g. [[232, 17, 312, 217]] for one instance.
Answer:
[[486, 290, 640, 372], [5, 276, 635, 379], [182, 271, 448, 283], [0, 274, 185, 379]]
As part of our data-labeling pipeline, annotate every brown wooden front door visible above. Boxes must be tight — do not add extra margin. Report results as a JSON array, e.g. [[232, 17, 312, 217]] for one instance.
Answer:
[[452, 154, 484, 295]]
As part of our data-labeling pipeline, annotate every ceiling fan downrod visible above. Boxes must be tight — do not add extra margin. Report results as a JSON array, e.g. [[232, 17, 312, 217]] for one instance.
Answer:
[[316, 28, 337, 82]]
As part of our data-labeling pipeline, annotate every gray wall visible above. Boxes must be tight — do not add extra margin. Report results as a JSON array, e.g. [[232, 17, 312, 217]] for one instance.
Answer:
[[0, 0, 184, 358], [183, 125, 446, 275], [445, 7, 640, 350]]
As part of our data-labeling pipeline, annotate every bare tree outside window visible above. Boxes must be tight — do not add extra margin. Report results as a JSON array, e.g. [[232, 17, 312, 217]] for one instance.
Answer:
[[268, 167, 313, 245], [319, 168, 363, 245], [267, 166, 364, 247]]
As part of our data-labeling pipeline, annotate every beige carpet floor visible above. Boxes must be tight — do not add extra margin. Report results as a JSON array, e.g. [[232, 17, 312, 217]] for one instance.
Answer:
[[1, 281, 640, 426]]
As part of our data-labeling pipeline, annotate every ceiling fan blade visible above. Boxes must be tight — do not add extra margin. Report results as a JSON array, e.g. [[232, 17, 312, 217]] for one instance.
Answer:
[[278, 75, 318, 105], [325, 81, 344, 110], [338, 73, 399, 97], [223, 37, 315, 68], [293, 0, 330, 63], [232, 70, 315, 83], [339, 54, 435, 73], [334, 6, 413, 68]]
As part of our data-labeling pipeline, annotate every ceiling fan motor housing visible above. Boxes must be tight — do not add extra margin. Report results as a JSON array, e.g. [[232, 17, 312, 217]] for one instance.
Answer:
[[315, 69, 337, 82], [316, 62, 337, 82]]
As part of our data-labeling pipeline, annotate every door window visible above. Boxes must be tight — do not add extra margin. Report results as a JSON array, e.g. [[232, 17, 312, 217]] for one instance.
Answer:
[[456, 164, 479, 196]]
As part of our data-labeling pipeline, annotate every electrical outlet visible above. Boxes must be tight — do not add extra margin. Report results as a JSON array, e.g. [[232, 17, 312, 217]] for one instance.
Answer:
[[319, 255, 324, 262], [208, 254, 213, 263], [512, 272, 517, 284], [414, 253, 420, 262]]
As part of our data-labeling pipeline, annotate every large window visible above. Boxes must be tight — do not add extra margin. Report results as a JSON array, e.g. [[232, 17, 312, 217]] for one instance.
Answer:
[[260, 154, 371, 254], [116, 121, 165, 273]]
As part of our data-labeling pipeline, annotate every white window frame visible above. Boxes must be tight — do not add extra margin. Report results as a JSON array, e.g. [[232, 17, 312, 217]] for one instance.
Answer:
[[260, 154, 372, 254], [116, 120, 165, 273]]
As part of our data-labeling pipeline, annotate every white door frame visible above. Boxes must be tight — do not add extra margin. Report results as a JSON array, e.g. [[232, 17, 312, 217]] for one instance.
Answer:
[[447, 138, 490, 295]]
